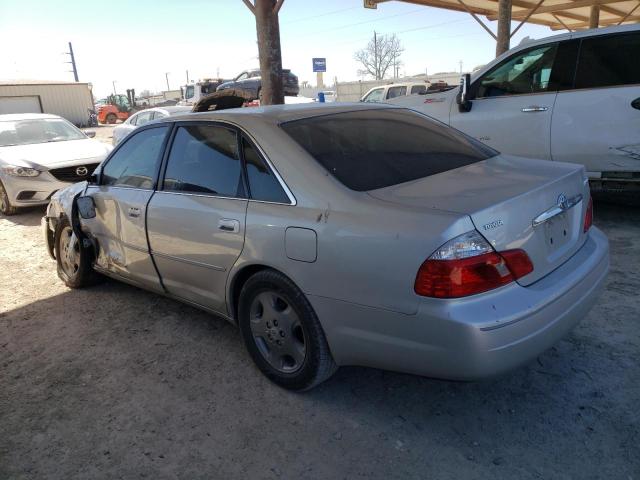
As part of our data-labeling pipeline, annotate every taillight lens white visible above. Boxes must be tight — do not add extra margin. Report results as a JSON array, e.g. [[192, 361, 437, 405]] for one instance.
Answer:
[[415, 231, 534, 298]]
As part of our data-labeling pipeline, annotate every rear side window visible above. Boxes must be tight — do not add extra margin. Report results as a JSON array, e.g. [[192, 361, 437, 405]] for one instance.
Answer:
[[411, 85, 427, 94], [101, 126, 168, 189], [163, 125, 243, 197], [386, 86, 407, 99], [242, 137, 290, 203], [281, 109, 496, 192], [575, 33, 640, 89]]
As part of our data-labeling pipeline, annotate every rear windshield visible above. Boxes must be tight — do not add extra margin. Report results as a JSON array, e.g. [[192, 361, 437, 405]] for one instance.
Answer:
[[280, 108, 497, 191]]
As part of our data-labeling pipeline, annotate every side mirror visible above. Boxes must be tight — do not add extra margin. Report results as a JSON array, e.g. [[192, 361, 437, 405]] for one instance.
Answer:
[[456, 73, 473, 113], [83, 130, 96, 138], [89, 171, 100, 185], [77, 196, 96, 219]]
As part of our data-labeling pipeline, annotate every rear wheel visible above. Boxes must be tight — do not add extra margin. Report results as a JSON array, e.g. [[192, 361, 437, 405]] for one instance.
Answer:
[[238, 270, 337, 391], [0, 180, 18, 216], [106, 113, 117, 124], [54, 217, 99, 288]]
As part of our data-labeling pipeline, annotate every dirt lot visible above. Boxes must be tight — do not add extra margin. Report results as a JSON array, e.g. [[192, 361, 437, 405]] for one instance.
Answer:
[[1, 188, 638, 478]]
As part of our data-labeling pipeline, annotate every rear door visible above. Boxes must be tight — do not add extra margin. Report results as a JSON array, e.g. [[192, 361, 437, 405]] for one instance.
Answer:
[[84, 125, 170, 291], [551, 31, 640, 175], [146, 123, 248, 314], [450, 42, 561, 159]]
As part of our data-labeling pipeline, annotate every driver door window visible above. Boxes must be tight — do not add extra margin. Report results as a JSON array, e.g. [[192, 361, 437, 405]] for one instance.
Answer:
[[476, 44, 558, 98], [363, 88, 384, 102]]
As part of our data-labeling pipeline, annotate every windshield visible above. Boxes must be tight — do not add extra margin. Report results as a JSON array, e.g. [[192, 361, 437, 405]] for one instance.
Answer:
[[0, 118, 86, 147], [281, 108, 498, 192]]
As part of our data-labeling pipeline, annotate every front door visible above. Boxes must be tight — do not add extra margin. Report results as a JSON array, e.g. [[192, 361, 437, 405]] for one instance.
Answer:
[[551, 31, 640, 175], [450, 42, 561, 160], [146, 123, 248, 314], [84, 125, 169, 292]]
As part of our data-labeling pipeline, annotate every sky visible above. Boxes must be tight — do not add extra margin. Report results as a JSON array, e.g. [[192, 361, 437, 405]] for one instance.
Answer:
[[0, 0, 561, 98]]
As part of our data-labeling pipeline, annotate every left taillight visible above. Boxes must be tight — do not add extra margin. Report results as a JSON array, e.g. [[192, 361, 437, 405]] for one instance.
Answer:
[[583, 197, 593, 233], [414, 230, 533, 299]]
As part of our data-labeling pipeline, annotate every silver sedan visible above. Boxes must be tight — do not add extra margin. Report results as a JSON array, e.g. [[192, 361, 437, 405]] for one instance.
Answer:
[[111, 106, 192, 146], [43, 103, 609, 390]]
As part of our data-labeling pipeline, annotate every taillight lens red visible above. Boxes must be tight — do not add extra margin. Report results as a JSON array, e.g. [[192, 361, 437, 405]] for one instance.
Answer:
[[583, 197, 593, 232], [414, 249, 533, 299]]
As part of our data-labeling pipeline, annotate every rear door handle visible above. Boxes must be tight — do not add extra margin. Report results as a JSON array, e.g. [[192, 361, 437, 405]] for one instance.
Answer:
[[521, 106, 548, 112], [218, 218, 240, 233], [128, 207, 140, 218], [632, 97, 640, 110]]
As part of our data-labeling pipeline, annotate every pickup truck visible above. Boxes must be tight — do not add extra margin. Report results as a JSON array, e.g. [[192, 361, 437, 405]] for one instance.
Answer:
[[388, 24, 640, 193]]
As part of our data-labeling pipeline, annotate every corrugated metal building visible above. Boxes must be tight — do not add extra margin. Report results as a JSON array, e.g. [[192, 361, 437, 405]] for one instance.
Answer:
[[0, 80, 94, 126]]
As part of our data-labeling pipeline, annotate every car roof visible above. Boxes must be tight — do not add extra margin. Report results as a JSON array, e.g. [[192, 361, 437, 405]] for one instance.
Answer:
[[157, 102, 401, 125], [0, 113, 61, 122]]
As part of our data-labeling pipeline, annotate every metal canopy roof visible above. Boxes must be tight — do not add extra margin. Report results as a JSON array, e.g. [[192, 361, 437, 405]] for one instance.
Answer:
[[376, 0, 640, 31]]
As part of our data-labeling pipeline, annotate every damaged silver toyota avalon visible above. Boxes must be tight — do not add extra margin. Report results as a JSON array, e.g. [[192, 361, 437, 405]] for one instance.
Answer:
[[43, 103, 609, 390]]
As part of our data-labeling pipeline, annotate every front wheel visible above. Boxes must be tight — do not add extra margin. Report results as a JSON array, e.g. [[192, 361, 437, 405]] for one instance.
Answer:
[[54, 217, 99, 288], [106, 113, 117, 124], [0, 180, 18, 216], [238, 270, 337, 391]]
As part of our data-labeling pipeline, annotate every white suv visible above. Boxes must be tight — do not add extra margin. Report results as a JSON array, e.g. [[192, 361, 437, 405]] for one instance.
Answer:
[[389, 25, 640, 192], [361, 82, 431, 103]]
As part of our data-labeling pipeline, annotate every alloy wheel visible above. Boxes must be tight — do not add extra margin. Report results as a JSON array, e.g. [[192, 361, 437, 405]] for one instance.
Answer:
[[59, 226, 80, 277]]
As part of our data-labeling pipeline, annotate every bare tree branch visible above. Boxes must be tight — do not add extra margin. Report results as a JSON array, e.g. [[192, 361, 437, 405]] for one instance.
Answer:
[[354, 33, 404, 80], [242, 0, 256, 14], [274, 0, 284, 13]]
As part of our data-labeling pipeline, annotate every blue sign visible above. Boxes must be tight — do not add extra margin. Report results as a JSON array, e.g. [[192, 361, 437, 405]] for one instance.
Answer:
[[312, 58, 326, 73]]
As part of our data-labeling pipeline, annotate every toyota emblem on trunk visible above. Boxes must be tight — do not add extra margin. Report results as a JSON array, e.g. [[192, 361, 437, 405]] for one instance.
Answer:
[[76, 166, 88, 176]]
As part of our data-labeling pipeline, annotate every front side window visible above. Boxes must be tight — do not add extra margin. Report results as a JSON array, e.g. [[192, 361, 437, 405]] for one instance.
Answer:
[[281, 109, 496, 192], [101, 126, 168, 189], [411, 85, 427, 95], [386, 86, 407, 99], [242, 137, 289, 203], [236, 72, 249, 81], [163, 125, 243, 197], [476, 44, 558, 98], [362, 88, 384, 103], [575, 33, 640, 89], [135, 111, 153, 126]]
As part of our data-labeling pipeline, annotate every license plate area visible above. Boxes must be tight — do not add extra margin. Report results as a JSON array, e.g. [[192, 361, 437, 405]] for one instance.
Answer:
[[544, 212, 570, 252]]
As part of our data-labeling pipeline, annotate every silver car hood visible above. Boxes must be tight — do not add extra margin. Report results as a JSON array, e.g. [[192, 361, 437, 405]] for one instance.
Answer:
[[0, 139, 111, 169]]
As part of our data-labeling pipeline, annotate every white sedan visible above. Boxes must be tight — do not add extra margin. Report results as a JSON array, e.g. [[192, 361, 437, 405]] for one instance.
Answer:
[[111, 106, 192, 146], [0, 113, 111, 216]]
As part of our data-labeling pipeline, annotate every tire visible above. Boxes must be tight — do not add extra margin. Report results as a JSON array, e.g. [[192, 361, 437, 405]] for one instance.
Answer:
[[238, 269, 337, 391], [257, 88, 263, 103], [0, 180, 18, 216], [106, 113, 117, 124], [54, 217, 99, 288]]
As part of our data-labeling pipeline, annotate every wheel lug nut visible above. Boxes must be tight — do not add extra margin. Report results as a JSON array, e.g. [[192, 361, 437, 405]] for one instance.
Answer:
[[273, 319, 278, 326], [266, 321, 271, 328], [280, 331, 285, 337]]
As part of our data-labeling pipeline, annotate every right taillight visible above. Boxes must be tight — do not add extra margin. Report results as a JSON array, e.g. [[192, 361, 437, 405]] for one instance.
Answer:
[[583, 197, 593, 233], [414, 231, 533, 299]]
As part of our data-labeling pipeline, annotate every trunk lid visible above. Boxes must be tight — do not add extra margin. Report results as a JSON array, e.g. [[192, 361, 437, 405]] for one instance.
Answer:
[[368, 155, 590, 285]]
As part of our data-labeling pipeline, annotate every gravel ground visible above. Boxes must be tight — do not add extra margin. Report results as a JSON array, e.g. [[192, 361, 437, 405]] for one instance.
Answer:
[[0, 188, 638, 479]]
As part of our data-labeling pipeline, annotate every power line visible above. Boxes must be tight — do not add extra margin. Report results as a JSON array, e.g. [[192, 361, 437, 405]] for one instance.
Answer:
[[282, 5, 361, 24]]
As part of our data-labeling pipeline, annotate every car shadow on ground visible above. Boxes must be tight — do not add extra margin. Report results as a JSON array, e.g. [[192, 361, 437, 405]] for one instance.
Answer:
[[1, 205, 46, 227]]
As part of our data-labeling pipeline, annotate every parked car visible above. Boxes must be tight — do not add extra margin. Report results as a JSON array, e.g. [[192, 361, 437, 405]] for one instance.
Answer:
[[388, 24, 640, 193], [361, 82, 431, 103], [112, 106, 193, 145], [42, 103, 608, 391], [0, 113, 111, 216], [217, 69, 300, 100]]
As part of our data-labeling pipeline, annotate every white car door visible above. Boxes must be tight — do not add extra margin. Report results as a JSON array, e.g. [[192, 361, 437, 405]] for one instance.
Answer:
[[551, 31, 640, 176], [450, 43, 561, 160]]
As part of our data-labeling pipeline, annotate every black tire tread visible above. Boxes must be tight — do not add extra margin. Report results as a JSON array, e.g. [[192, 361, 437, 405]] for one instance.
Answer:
[[54, 217, 100, 288]]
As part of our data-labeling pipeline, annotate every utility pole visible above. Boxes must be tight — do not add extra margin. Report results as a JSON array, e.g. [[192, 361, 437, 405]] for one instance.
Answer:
[[165, 72, 170, 91], [112, 81, 117, 94], [459, 60, 463, 73], [186, 70, 189, 84], [374, 31, 378, 79], [65, 42, 79, 82]]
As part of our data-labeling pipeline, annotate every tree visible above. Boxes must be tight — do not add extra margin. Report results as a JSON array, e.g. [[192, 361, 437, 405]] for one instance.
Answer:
[[243, 0, 285, 105], [354, 32, 404, 80]]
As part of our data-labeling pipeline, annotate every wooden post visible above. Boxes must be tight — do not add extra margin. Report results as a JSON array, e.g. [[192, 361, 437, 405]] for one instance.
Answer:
[[496, 0, 512, 57], [589, 5, 600, 28], [245, 0, 285, 105]]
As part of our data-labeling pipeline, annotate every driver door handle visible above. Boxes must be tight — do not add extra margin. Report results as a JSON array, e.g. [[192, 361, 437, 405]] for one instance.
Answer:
[[218, 218, 240, 233], [521, 106, 548, 113]]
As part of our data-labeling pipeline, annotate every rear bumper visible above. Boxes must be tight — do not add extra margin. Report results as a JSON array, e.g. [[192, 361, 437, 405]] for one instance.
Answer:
[[309, 227, 609, 380]]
